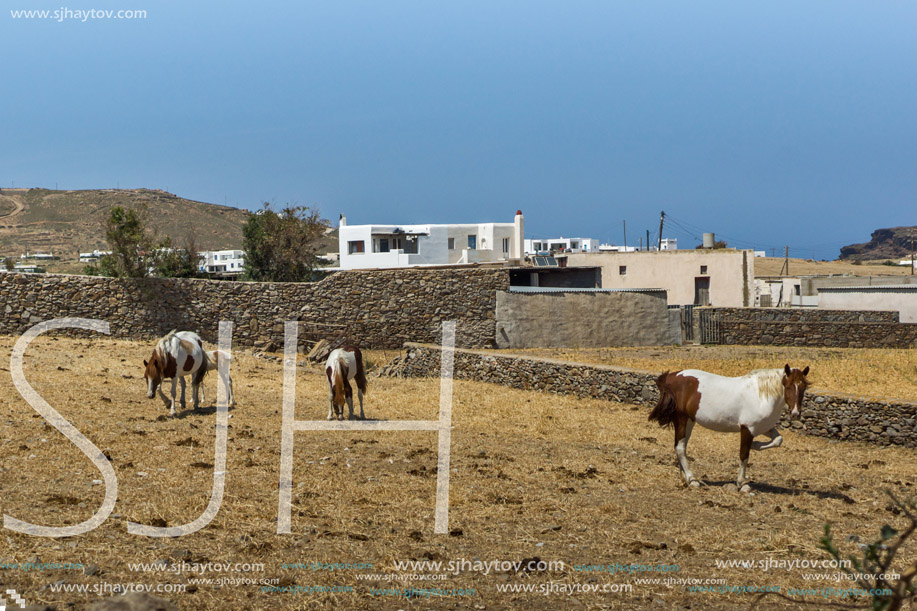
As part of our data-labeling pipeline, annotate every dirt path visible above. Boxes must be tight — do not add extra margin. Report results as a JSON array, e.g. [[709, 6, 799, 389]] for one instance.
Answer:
[[0, 192, 25, 227]]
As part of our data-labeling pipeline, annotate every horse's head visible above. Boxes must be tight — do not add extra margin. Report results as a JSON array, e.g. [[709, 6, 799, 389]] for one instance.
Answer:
[[329, 360, 349, 408], [144, 353, 162, 399], [782, 364, 810, 418]]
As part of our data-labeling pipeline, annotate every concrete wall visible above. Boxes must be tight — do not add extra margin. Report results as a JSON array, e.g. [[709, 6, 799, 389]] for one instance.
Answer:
[[0, 268, 509, 349], [818, 286, 917, 323], [566, 250, 754, 307], [383, 343, 917, 448], [494, 289, 678, 348]]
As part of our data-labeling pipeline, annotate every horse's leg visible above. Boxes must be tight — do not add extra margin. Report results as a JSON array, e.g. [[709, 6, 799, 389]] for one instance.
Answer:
[[357, 388, 365, 420], [675, 416, 698, 487], [170, 378, 178, 416], [738, 426, 754, 491], [192, 378, 200, 410], [178, 376, 187, 409], [327, 390, 335, 421], [751, 427, 783, 451], [225, 371, 234, 406]]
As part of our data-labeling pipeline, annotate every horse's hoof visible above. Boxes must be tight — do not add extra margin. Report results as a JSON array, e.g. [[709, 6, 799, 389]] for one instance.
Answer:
[[739, 483, 752, 493], [327, 416, 334, 421], [688, 479, 701, 488]]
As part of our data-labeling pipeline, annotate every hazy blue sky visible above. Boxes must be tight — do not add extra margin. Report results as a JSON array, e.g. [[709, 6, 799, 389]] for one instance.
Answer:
[[2, 1, 915, 259]]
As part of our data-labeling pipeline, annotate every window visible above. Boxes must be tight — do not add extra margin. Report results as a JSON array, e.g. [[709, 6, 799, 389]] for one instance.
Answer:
[[700, 265, 708, 275], [467, 235, 477, 250], [619, 265, 627, 275], [378, 238, 390, 253], [502, 237, 510, 254], [448, 238, 455, 250], [348, 240, 365, 254]]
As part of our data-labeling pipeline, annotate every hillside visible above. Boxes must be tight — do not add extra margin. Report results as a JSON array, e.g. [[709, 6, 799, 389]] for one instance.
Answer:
[[754, 256, 913, 277], [839, 226, 917, 261], [0, 189, 250, 269]]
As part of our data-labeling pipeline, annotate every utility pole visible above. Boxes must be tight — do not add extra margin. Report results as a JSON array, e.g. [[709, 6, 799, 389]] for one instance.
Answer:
[[911, 236, 914, 275], [639, 236, 642, 251], [779, 246, 789, 276], [646, 230, 650, 252], [658, 211, 665, 251], [623, 220, 627, 251]]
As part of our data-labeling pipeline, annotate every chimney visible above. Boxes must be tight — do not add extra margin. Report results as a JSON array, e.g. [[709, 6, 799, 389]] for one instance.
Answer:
[[339, 213, 347, 228], [512, 210, 524, 260]]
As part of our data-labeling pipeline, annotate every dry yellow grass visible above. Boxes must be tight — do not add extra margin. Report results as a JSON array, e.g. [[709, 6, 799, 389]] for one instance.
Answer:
[[512, 345, 917, 402], [0, 336, 914, 610], [754, 257, 913, 277]]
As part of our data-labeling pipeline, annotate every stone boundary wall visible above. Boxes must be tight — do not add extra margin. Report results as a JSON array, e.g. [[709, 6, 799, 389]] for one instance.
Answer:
[[0, 268, 509, 349], [707, 307, 917, 348], [382, 343, 917, 448]]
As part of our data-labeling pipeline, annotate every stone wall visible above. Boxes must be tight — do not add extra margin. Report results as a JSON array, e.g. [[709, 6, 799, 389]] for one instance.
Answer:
[[706, 307, 917, 348], [383, 343, 917, 448], [0, 268, 509, 349]]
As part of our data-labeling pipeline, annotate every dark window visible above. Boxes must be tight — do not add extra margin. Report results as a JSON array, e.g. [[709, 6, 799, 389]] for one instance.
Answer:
[[619, 265, 627, 275], [348, 241, 365, 254], [448, 238, 455, 250], [468, 235, 477, 249], [378, 238, 390, 253], [700, 265, 708, 274]]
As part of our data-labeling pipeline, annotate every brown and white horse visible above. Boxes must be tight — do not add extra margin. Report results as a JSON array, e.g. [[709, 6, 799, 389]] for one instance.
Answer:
[[649, 364, 809, 491], [325, 346, 368, 420], [143, 330, 208, 416]]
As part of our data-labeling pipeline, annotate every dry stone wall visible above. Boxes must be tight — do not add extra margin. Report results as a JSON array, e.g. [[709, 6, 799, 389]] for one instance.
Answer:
[[0, 268, 508, 349], [383, 343, 917, 448], [708, 307, 917, 348]]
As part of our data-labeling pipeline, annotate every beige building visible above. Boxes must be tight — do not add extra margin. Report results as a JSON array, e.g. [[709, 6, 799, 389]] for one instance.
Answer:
[[565, 249, 755, 307]]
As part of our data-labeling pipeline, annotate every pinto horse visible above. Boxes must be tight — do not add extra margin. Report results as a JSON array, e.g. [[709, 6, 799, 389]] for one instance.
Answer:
[[325, 346, 368, 420], [143, 330, 208, 416], [649, 364, 809, 491]]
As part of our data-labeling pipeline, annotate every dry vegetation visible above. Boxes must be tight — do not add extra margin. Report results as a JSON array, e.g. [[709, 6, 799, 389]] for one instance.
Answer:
[[513, 345, 917, 402], [754, 256, 913, 277], [0, 336, 914, 610]]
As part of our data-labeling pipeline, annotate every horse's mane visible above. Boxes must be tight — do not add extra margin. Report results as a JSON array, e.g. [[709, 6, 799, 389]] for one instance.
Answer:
[[155, 330, 178, 359], [749, 368, 784, 400]]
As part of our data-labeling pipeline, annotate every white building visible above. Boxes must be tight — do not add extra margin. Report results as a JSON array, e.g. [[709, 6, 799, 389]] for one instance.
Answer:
[[199, 250, 245, 276], [79, 250, 112, 262], [337, 211, 524, 270], [524, 237, 599, 255], [598, 243, 637, 253], [20, 252, 56, 261]]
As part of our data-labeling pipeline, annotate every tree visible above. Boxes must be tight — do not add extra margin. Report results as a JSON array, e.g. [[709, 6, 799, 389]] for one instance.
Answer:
[[97, 205, 202, 279], [3, 257, 14, 271], [242, 204, 328, 282], [101, 205, 157, 278]]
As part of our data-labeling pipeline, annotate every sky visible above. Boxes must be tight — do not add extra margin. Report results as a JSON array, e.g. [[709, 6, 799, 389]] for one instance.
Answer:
[[2, 1, 916, 260]]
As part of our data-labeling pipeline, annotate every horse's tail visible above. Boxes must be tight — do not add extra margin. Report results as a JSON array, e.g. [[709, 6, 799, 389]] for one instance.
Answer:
[[353, 348, 368, 396], [648, 372, 679, 428]]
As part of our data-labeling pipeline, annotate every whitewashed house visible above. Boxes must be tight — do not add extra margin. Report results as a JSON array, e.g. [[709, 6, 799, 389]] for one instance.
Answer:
[[199, 250, 245, 276], [337, 211, 524, 270], [79, 250, 112, 263], [524, 237, 598, 255]]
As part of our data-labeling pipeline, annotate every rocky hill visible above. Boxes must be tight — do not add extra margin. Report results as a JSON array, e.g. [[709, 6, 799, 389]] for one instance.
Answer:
[[839, 226, 917, 261], [0, 188, 251, 263]]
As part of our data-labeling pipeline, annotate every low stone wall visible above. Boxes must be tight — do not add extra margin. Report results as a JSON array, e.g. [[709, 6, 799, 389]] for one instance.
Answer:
[[382, 343, 917, 448], [707, 307, 917, 348], [0, 267, 509, 349]]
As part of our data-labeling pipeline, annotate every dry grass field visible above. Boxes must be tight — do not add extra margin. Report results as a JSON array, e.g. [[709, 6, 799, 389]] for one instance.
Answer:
[[515, 345, 917, 402], [0, 336, 915, 610], [754, 257, 913, 277]]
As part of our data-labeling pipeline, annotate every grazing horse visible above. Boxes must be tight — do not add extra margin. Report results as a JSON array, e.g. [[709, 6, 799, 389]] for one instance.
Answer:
[[649, 364, 810, 491], [197, 350, 235, 407], [143, 330, 208, 416], [325, 346, 368, 420]]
